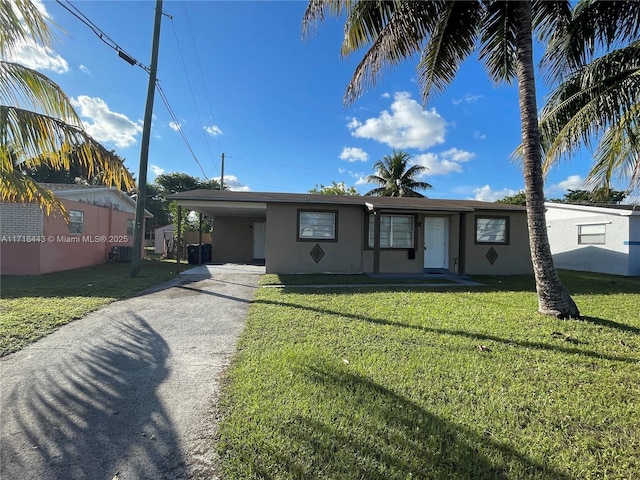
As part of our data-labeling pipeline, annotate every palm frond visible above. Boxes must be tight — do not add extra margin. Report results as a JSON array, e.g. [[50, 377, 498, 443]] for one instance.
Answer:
[[478, 1, 520, 84], [0, 0, 52, 57], [585, 103, 640, 192], [1, 106, 135, 191], [0, 149, 65, 217], [543, 0, 640, 81], [417, 1, 483, 100], [540, 41, 640, 170], [344, 1, 439, 105], [0, 61, 81, 123]]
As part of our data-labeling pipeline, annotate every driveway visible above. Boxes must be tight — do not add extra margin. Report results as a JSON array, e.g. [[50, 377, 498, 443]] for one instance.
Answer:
[[0, 263, 264, 480]]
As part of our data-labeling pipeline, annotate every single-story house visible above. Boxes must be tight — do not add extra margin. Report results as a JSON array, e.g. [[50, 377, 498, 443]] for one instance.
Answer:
[[168, 190, 533, 276], [545, 202, 640, 276], [1, 183, 152, 276]]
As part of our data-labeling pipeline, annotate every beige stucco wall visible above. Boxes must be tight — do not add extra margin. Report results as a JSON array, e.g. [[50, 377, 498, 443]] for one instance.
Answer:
[[211, 216, 264, 263], [265, 204, 364, 273], [462, 210, 532, 275]]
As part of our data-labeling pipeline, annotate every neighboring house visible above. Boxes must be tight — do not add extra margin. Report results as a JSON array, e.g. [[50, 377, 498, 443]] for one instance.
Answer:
[[154, 224, 174, 255], [545, 202, 640, 276], [1, 184, 152, 275], [169, 190, 533, 275]]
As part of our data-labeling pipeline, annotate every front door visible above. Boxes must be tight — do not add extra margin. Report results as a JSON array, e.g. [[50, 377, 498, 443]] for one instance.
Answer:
[[253, 222, 266, 260], [424, 217, 448, 270]]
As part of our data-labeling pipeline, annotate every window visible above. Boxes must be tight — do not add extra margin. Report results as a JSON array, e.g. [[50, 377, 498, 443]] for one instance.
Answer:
[[368, 214, 414, 248], [127, 218, 135, 236], [69, 210, 83, 234], [578, 224, 606, 245], [298, 211, 337, 240], [475, 216, 509, 244]]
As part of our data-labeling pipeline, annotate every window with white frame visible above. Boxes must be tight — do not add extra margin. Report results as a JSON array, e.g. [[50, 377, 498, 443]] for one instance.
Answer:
[[69, 210, 83, 234], [578, 224, 606, 245], [298, 211, 337, 240], [475, 216, 509, 244], [127, 218, 135, 236], [368, 214, 414, 248]]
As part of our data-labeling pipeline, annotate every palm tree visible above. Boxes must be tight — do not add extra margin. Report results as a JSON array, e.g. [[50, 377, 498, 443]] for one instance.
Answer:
[[303, 0, 580, 318], [539, 1, 640, 195], [1, 0, 134, 215], [365, 150, 433, 197]]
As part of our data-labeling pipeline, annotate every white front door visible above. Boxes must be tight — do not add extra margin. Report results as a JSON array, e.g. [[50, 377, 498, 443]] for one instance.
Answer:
[[424, 217, 448, 269], [253, 222, 266, 259]]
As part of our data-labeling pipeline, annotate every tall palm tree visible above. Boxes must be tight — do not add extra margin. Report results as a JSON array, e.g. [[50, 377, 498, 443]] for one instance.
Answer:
[[1, 0, 134, 215], [365, 150, 433, 197], [303, 0, 580, 318], [539, 1, 640, 195]]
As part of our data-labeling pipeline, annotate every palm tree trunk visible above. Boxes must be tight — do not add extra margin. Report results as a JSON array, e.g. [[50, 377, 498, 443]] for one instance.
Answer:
[[514, 2, 579, 318]]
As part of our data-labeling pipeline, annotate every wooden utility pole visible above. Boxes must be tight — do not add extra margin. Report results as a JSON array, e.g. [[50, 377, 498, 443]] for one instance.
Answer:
[[220, 152, 225, 190], [131, 0, 163, 276]]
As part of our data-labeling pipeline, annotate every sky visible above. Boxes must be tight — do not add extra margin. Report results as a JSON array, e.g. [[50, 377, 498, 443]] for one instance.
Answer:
[[11, 0, 605, 201]]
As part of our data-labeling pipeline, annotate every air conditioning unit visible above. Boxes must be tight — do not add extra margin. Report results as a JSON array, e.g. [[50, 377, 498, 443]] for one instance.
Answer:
[[110, 246, 133, 262]]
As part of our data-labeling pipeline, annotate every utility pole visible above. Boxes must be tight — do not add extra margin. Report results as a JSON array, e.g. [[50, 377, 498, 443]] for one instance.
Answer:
[[131, 0, 163, 277], [220, 152, 225, 190]]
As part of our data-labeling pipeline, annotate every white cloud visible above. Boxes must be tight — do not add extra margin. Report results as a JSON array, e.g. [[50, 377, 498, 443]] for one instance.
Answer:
[[216, 175, 250, 191], [150, 165, 165, 176], [413, 148, 476, 176], [7, 40, 69, 74], [452, 94, 483, 106], [471, 185, 520, 202], [339, 147, 368, 162], [347, 91, 446, 150], [79, 64, 90, 75], [381, 92, 390, 99], [169, 121, 181, 131], [71, 96, 142, 148], [354, 175, 369, 186], [204, 125, 223, 137], [473, 131, 487, 140], [546, 175, 585, 195]]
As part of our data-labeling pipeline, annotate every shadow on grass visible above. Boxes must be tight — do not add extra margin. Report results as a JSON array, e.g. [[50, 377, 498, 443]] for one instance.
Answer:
[[0, 315, 185, 479], [232, 363, 571, 479], [254, 298, 640, 364]]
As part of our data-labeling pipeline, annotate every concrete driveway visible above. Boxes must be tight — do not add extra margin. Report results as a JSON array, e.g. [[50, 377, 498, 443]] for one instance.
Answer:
[[0, 263, 264, 480]]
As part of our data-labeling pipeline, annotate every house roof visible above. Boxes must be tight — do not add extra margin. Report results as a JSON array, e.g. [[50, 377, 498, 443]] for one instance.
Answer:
[[169, 190, 526, 218], [545, 201, 640, 216], [40, 183, 153, 218]]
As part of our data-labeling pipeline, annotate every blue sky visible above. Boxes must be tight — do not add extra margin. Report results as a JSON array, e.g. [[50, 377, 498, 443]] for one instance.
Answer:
[[15, 0, 600, 200]]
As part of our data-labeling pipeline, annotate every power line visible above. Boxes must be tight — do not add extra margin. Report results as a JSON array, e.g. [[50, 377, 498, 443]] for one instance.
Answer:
[[155, 81, 209, 180], [55, 0, 209, 180], [55, 0, 150, 74]]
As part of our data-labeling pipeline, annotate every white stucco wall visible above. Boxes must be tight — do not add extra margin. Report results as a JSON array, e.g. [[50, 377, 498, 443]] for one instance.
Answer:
[[545, 203, 637, 276]]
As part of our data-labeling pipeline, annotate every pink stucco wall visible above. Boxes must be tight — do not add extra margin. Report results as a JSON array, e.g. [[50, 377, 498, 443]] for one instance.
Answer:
[[1, 198, 140, 275]]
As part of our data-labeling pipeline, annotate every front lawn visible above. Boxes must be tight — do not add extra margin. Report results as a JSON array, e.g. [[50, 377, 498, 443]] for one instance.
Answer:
[[216, 271, 639, 479], [0, 258, 186, 356]]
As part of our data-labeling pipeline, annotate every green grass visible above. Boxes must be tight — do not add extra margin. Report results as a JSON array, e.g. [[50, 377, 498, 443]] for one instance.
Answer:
[[261, 273, 456, 286], [216, 271, 640, 479], [0, 257, 186, 356]]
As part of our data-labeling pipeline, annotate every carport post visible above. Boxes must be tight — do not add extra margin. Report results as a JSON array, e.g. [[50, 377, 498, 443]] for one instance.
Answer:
[[373, 208, 381, 274], [198, 213, 203, 266], [176, 206, 182, 264]]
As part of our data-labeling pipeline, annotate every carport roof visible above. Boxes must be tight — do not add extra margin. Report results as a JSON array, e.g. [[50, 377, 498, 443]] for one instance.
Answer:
[[168, 190, 526, 218]]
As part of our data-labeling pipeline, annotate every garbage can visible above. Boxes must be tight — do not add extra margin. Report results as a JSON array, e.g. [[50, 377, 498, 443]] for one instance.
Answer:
[[187, 243, 212, 265]]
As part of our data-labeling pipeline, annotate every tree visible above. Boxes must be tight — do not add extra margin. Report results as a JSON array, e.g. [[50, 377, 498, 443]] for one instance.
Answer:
[[303, 1, 581, 318], [539, 1, 640, 194], [496, 191, 527, 206], [309, 181, 359, 195], [153, 172, 221, 235], [364, 150, 432, 197], [1, 1, 133, 215], [549, 188, 627, 205]]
